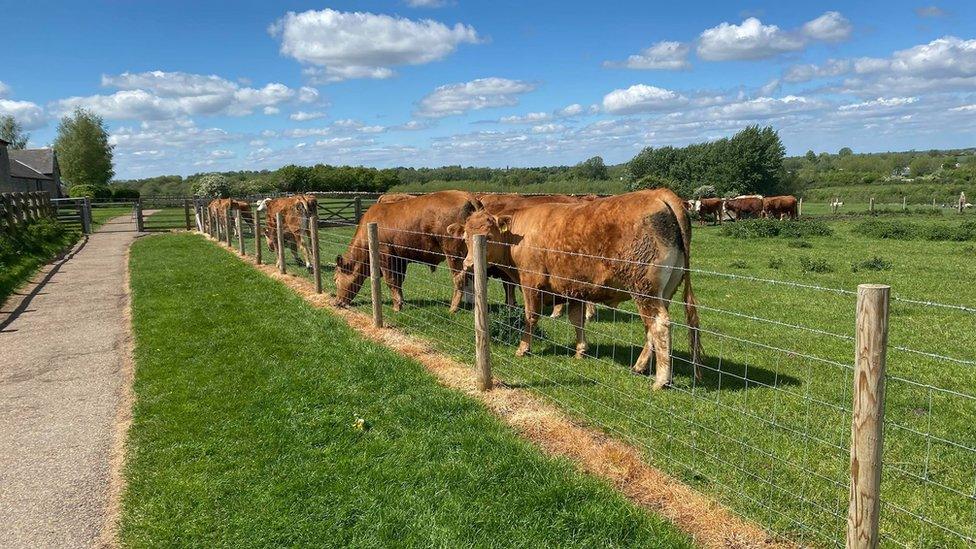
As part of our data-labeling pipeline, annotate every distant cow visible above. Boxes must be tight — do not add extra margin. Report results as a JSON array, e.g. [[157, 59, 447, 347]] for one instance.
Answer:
[[208, 198, 251, 238], [376, 193, 418, 204], [690, 198, 725, 225], [454, 188, 702, 389], [257, 195, 318, 270], [334, 190, 482, 313], [762, 195, 798, 220], [724, 195, 764, 220]]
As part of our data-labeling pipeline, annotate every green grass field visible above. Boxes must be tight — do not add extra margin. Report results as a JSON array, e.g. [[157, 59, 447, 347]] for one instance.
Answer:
[[123, 233, 692, 548], [90, 205, 136, 230], [225, 209, 976, 547]]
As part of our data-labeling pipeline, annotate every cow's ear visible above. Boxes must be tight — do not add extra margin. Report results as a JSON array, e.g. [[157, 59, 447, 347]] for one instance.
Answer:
[[446, 223, 464, 238], [496, 215, 513, 233]]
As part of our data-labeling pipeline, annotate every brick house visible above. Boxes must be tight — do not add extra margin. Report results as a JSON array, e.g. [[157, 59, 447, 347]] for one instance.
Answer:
[[0, 138, 65, 197]]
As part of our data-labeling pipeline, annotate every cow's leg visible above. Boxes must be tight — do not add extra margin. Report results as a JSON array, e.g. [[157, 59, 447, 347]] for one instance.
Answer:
[[384, 257, 406, 312], [568, 299, 588, 359], [517, 287, 541, 357], [584, 301, 596, 321], [448, 266, 466, 313], [649, 302, 673, 390], [503, 279, 518, 307], [632, 298, 661, 377]]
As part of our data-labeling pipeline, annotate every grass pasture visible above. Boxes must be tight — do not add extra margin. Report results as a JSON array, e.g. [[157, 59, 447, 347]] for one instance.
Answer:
[[226, 209, 976, 547], [123, 234, 692, 548]]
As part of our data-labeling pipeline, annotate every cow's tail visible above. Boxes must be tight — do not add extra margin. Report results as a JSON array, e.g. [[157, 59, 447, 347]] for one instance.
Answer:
[[665, 198, 703, 380]]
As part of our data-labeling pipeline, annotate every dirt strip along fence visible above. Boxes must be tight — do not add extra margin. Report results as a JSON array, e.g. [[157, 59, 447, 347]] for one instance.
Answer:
[[201, 201, 975, 548], [1, 191, 56, 232]]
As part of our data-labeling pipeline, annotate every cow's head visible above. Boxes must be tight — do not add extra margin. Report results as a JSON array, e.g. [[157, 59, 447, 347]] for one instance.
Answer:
[[450, 210, 514, 272], [256, 198, 271, 211], [333, 252, 366, 308]]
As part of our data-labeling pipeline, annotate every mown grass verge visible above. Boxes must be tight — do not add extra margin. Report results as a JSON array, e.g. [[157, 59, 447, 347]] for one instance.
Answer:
[[0, 218, 79, 305], [123, 233, 692, 548]]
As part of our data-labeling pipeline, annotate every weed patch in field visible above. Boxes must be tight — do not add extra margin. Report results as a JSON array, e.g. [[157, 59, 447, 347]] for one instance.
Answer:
[[721, 219, 832, 239], [786, 239, 812, 248], [799, 256, 834, 273], [767, 257, 785, 269], [853, 219, 976, 241], [729, 259, 749, 269], [851, 256, 893, 272]]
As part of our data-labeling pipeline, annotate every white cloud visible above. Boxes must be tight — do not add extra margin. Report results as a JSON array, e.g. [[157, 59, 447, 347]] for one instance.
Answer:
[[606, 41, 691, 70], [416, 77, 537, 117], [837, 97, 919, 112], [705, 95, 825, 120], [55, 71, 317, 121], [0, 99, 46, 130], [269, 9, 479, 82], [601, 84, 686, 114], [801, 11, 853, 42], [558, 103, 585, 117], [499, 103, 587, 125], [531, 123, 565, 134], [208, 149, 235, 159], [783, 59, 852, 82], [290, 110, 328, 121], [698, 13, 851, 61], [391, 120, 433, 131], [0, 81, 9, 98], [405, 0, 450, 7], [697, 17, 805, 61]]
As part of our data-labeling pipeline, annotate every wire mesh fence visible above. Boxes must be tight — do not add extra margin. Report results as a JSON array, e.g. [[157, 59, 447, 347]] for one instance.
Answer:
[[201, 199, 974, 548]]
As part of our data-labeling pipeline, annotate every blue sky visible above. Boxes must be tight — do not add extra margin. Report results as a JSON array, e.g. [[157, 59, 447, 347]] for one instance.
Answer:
[[1, 0, 974, 179]]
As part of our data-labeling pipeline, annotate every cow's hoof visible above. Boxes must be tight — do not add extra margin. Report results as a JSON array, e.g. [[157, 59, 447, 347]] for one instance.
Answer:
[[631, 366, 649, 376], [392, 303, 403, 312], [515, 345, 530, 357], [574, 345, 588, 359], [652, 381, 672, 391]]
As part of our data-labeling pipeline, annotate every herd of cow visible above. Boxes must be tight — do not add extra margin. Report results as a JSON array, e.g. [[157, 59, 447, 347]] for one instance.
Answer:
[[204, 189, 797, 389], [686, 194, 799, 225]]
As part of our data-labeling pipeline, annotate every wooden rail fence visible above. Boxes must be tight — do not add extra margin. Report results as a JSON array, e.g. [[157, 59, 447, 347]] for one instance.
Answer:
[[0, 191, 55, 232]]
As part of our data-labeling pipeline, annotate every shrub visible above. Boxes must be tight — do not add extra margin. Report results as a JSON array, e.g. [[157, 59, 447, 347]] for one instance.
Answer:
[[192, 173, 231, 198], [729, 259, 749, 269], [68, 184, 111, 199], [799, 256, 833, 273], [786, 239, 813, 248], [768, 257, 785, 269], [110, 186, 140, 200], [0, 219, 77, 272], [721, 219, 833, 239], [851, 256, 892, 273]]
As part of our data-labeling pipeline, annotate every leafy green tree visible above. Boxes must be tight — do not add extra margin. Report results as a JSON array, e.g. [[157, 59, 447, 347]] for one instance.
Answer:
[[574, 156, 608, 180], [0, 115, 29, 149], [805, 150, 817, 163], [909, 156, 939, 177], [192, 173, 231, 198], [53, 108, 114, 187], [838, 147, 853, 157]]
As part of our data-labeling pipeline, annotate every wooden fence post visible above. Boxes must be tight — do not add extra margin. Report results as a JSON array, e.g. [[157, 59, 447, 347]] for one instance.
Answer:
[[847, 284, 890, 549], [224, 210, 232, 246], [473, 234, 492, 391], [869, 197, 875, 213], [959, 192, 966, 214], [933, 198, 937, 208], [184, 199, 192, 230], [23, 193, 35, 222], [236, 210, 245, 255], [902, 196, 907, 211], [135, 199, 144, 232], [310, 213, 322, 293], [797, 197, 803, 218], [276, 211, 286, 274], [367, 222, 383, 328], [83, 197, 92, 233], [354, 196, 363, 223], [254, 209, 262, 264], [1, 194, 14, 230]]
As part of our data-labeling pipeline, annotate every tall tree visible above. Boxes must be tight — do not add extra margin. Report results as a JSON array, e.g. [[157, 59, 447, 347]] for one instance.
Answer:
[[0, 115, 30, 149], [53, 108, 114, 187]]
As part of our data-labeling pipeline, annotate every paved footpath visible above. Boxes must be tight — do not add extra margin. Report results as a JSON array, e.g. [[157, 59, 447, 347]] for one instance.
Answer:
[[0, 217, 145, 548]]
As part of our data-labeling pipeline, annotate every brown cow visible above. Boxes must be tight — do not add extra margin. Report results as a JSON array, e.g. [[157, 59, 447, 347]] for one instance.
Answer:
[[258, 195, 318, 270], [762, 195, 798, 220], [453, 189, 702, 389], [691, 197, 725, 225], [724, 195, 764, 220], [334, 190, 482, 313], [208, 198, 251, 238], [475, 193, 599, 320]]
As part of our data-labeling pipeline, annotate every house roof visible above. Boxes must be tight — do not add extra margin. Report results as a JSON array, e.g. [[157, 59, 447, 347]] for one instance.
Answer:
[[9, 159, 51, 180], [9, 148, 55, 176]]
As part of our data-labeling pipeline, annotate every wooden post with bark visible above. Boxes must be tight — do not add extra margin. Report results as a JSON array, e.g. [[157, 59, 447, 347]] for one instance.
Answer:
[[135, 199, 144, 232], [253, 209, 262, 264], [869, 197, 875, 213], [797, 197, 802, 218], [902, 196, 907, 211], [846, 284, 890, 549], [473, 234, 492, 391], [276, 211, 286, 274], [184, 199, 192, 230], [367, 222, 383, 328], [310, 213, 322, 293]]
